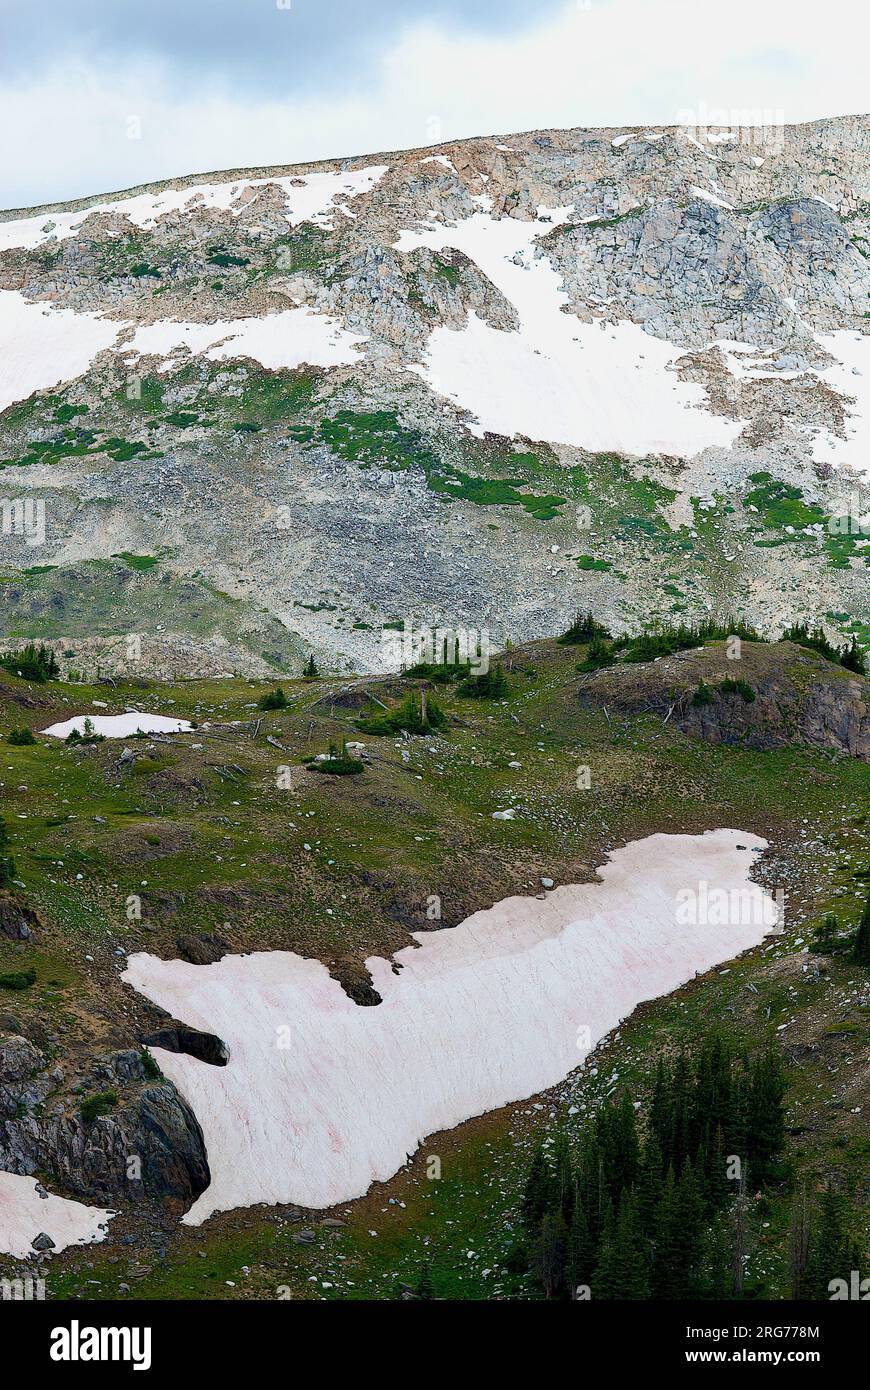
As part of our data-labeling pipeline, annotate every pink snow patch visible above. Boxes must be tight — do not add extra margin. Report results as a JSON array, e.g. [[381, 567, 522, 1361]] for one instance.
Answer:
[[42, 711, 192, 739], [122, 829, 778, 1223]]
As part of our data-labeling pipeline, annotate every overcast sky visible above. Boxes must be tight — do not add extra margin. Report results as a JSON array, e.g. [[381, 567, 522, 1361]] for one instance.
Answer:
[[0, 0, 866, 210]]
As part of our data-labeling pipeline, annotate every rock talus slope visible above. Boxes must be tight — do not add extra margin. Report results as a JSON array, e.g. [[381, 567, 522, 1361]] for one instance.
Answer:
[[1, 117, 869, 673]]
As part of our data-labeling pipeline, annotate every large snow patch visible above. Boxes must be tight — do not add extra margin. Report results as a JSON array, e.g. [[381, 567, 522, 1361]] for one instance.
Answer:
[[123, 306, 366, 373], [809, 331, 870, 479], [0, 290, 125, 413], [123, 829, 777, 1223], [394, 206, 744, 458]]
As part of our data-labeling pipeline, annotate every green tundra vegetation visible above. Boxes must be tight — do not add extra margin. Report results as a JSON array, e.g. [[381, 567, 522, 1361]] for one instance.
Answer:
[[853, 890, 870, 967], [0, 642, 59, 683], [80, 1091, 119, 1123], [0, 968, 35, 991], [559, 614, 866, 675], [0, 622, 866, 1301], [357, 689, 446, 735], [258, 687, 289, 711]]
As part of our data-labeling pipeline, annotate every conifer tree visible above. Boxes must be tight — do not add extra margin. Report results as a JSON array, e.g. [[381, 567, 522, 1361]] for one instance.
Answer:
[[703, 1217, 733, 1300], [569, 1193, 596, 1292], [533, 1209, 568, 1299], [518, 1032, 797, 1303], [700, 1033, 733, 1145], [805, 1184, 855, 1299], [597, 1185, 614, 1260], [636, 1131, 664, 1244], [651, 1165, 682, 1299], [595, 1190, 649, 1300], [852, 889, 870, 966], [652, 1160, 706, 1298], [728, 1059, 750, 1177], [707, 1123, 731, 1210], [649, 1057, 671, 1159], [789, 1183, 813, 1300], [674, 1158, 706, 1298], [670, 1053, 692, 1174], [552, 1132, 575, 1223], [522, 1144, 555, 1234], [576, 1133, 607, 1245], [747, 1049, 786, 1184], [613, 1089, 641, 1194], [732, 1179, 748, 1298]]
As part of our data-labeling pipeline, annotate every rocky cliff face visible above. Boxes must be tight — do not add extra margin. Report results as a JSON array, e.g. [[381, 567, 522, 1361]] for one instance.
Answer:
[[577, 640, 870, 755], [0, 1034, 210, 1204], [0, 117, 868, 675]]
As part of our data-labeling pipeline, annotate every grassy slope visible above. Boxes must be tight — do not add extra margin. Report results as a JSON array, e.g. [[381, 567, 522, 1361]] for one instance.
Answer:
[[0, 639, 867, 1299]]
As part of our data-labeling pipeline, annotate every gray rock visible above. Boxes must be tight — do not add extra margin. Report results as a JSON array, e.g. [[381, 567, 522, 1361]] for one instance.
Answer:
[[0, 893, 41, 942], [174, 931, 229, 966], [0, 1071, 210, 1203]]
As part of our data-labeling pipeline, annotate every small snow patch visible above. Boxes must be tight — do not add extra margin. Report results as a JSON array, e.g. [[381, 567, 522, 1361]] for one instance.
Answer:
[[0, 1172, 113, 1259], [42, 712, 193, 739]]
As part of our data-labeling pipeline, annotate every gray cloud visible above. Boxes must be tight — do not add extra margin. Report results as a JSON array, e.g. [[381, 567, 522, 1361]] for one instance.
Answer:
[[0, 0, 567, 93], [2, 0, 854, 212]]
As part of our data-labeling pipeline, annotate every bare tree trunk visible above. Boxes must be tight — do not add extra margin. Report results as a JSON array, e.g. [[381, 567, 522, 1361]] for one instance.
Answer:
[[789, 1182, 812, 1300]]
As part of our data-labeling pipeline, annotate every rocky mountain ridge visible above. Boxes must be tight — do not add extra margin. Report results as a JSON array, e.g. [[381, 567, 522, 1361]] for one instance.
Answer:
[[1, 115, 869, 676]]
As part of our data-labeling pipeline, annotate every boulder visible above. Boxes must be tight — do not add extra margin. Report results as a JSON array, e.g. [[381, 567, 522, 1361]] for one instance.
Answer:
[[0, 893, 41, 942]]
